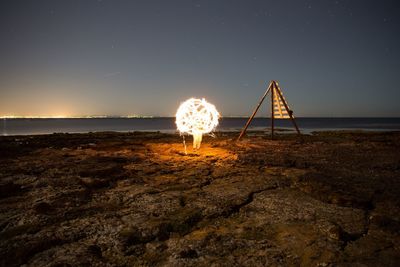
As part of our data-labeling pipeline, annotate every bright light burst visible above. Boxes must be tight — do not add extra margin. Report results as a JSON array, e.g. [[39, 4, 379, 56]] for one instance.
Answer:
[[176, 98, 220, 149]]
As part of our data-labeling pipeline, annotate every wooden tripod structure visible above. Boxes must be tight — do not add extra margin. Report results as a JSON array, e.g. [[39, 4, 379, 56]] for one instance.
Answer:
[[237, 80, 300, 140]]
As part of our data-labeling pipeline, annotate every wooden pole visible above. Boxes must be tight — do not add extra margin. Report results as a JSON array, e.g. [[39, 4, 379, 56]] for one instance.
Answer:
[[271, 81, 275, 139], [237, 81, 272, 141], [274, 82, 301, 135]]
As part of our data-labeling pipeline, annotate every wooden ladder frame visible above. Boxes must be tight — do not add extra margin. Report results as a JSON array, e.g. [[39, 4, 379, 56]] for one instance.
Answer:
[[237, 80, 300, 141]]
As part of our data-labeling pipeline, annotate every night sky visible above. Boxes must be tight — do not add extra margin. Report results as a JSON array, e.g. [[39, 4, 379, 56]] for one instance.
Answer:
[[1, 0, 399, 117]]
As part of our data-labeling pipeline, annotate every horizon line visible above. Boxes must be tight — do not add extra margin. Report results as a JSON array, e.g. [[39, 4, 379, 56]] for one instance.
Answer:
[[1, 115, 400, 119]]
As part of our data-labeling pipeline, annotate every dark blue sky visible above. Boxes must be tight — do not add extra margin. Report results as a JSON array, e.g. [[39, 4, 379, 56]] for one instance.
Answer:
[[0, 0, 399, 117]]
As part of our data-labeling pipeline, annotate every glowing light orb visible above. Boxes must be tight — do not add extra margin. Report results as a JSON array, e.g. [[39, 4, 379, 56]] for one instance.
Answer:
[[176, 98, 220, 149]]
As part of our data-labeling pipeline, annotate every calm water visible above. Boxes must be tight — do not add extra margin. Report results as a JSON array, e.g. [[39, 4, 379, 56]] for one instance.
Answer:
[[1, 118, 400, 136]]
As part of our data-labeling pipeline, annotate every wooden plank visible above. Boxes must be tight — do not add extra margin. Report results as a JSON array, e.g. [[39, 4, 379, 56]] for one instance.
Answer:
[[275, 88, 284, 118], [271, 81, 275, 139], [274, 82, 301, 135]]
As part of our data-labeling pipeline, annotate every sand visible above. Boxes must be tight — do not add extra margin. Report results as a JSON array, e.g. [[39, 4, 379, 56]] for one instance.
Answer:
[[0, 131, 399, 266]]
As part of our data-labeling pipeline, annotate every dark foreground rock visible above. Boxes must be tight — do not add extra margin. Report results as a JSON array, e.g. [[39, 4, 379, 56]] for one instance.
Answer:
[[0, 131, 399, 266]]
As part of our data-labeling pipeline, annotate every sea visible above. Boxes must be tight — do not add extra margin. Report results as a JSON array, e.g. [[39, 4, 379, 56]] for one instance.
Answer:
[[1, 117, 400, 136]]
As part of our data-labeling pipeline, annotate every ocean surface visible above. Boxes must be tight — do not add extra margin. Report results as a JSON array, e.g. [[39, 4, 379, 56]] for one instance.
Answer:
[[1, 117, 400, 136]]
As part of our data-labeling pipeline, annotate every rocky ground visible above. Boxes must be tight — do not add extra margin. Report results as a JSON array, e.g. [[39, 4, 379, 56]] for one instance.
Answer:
[[0, 131, 399, 267]]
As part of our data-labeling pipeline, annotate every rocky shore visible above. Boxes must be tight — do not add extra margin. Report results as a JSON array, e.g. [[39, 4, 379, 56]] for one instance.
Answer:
[[0, 131, 399, 266]]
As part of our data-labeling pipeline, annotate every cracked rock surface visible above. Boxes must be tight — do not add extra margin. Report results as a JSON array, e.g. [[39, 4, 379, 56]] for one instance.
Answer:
[[0, 131, 400, 266]]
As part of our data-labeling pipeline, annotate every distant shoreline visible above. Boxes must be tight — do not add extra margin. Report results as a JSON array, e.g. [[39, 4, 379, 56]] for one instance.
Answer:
[[2, 116, 400, 119]]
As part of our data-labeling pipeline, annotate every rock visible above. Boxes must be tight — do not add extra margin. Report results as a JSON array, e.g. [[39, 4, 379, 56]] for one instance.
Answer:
[[0, 131, 400, 266], [0, 182, 21, 198], [179, 248, 198, 258], [79, 177, 109, 188], [87, 244, 102, 257], [33, 202, 53, 214]]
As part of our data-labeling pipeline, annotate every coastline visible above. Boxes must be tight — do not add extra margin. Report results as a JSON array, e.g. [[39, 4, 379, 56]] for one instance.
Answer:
[[0, 131, 399, 266], [2, 117, 400, 136]]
